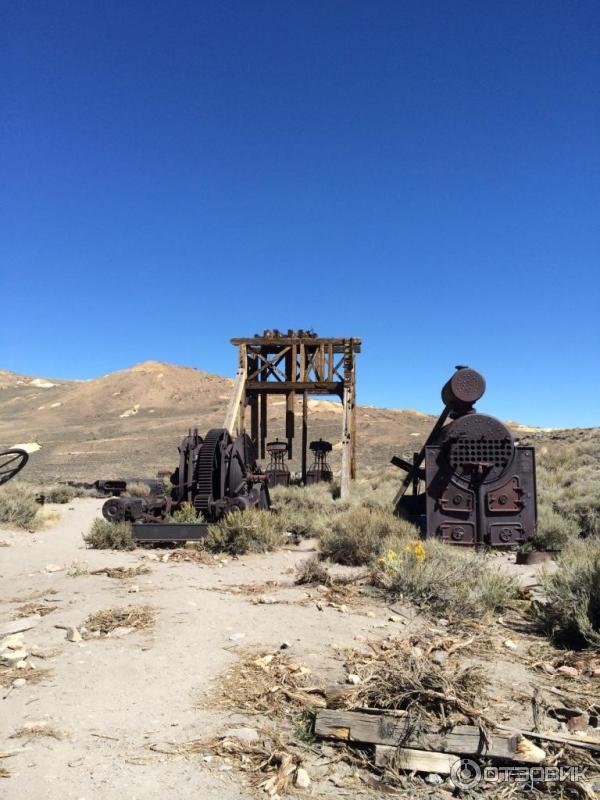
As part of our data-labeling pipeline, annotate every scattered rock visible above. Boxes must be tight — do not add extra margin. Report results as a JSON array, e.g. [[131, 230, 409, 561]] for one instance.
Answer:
[[65, 627, 82, 643], [567, 713, 589, 732], [145, 553, 159, 562], [223, 727, 260, 743], [45, 564, 63, 573], [557, 665, 579, 678], [541, 662, 556, 674], [229, 633, 246, 642], [0, 633, 25, 652], [346, 673, 361, 685], [128, 585, 140, 593], [425, 773, 444, 785], [109, 627, 134, 638], [258, 596, 276, 605], [591, 668, 600, 678], [0, 649, 28, 666], [295, 767, 311, 789], [280, 641, 291, 650], [503, 639, 517, 651], [12, 678, 27, 688]]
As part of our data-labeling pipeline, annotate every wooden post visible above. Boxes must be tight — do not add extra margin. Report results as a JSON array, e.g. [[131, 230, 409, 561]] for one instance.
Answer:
[[301, 392, 308, 484], [259, 392, 267, 460], [250, 392, 258, 451], [286, 392, 294, 458], [340, 381, 351, 500]]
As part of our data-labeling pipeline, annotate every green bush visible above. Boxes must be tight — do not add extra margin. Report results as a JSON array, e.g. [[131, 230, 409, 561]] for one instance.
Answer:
[[84, 518, 135, 550], [40, 484, 77, 504], [373, 539, 519, 618], [534, 540, 600, 650], [170, 502, 200, 523], [126, 482, 151, 498], [0, 482, 40, 529], [319, 507, 416, 566], [204, 509, 287, 555]]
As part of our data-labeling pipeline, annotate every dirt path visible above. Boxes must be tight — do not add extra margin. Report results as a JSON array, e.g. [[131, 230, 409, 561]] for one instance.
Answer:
[[1, 500, 405, 800]]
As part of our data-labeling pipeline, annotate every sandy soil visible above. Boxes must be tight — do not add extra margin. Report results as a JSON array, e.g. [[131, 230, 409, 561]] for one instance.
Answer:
[[1, 500, 414, 800]]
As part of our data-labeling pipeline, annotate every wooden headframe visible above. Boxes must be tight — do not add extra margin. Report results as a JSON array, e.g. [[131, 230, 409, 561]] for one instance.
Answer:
[[227, 331, 360, 498]]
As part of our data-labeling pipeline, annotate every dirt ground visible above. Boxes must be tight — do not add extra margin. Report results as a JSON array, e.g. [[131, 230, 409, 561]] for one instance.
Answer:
[[0, 499, 417, 800], [2, 500, 595, 800]]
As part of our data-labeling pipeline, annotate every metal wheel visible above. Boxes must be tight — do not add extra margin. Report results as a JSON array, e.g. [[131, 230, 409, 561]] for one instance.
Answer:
[[0, 448, 29, 486]]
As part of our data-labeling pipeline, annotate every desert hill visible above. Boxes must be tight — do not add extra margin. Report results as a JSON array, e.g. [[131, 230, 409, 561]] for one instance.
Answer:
[[0, 361, 593, 482]]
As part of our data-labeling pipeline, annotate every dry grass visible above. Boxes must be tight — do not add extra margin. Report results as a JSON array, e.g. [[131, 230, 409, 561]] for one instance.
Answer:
[[295, 555, 331, 585], [126, 482, 151, 497], [344, 634, 490, 726], [319, 507, 417, 566], [534, 539, 600, 650], [11, 722, 64, 740], [210, 650, 323, 718], [162, 547, 213, 564], [7, 588, 57, 603], [84, 518, 135, 550], [90, 564, 151, 579], [83, 605, 156, 635], [16, 602, 58, 617], [372, 539, 519, 618], [0, 666, 52, 688], [0, 481, 41, 529], [205, 509, 287, 555]]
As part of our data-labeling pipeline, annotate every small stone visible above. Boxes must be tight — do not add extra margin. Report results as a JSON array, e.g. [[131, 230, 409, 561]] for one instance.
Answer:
[[567, 713, 589, 732], [557, 665, 579, 678], [503, 639, 518, 651], [280, 641, 291, 649], [425, 773, 444, 785], [109, 627, 133, 638], [365, 611, 375, 618], [431, 649, 449, 665], [128, 585, 139, 593], [145, 553, 159, 561], [542, 662, 556, 674], [258, 596, 276, 605], [0, 633, 25, 652], [338, 605, 348, 614], [411, 646, 424, 659], [161, 554, 170, 562], [45, 564, 63, 573], [346, 673, 361, 685], [223, 727, 259, 743], [12, 678, 27, 688], [437, 618, 449, 626], [0, 649, 28, 666], [66, 627, 82, 643], [295, 767, 311, 789], [16, 660, 28, 669], [591, 668, 600, 678], [229, 633, 246, 642]]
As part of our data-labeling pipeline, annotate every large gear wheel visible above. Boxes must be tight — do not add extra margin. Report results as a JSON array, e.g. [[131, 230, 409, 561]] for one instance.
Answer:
[[0, 448, 28, 486]]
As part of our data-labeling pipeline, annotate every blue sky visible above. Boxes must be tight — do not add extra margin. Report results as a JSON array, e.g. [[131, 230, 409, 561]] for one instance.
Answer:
[[1, 1, 599, 427]]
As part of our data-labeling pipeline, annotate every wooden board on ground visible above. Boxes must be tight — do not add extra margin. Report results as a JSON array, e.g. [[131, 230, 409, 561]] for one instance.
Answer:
[[314, 709, 535, 763], [374, 746, 459, 774]]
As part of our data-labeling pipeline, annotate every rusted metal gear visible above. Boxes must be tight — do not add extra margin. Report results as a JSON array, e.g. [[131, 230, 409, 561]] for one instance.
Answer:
[[0, 448, 28, 486]]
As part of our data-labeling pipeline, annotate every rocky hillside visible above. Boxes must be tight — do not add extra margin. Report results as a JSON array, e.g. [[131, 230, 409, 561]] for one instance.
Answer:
[[0, 361, 438, 481]]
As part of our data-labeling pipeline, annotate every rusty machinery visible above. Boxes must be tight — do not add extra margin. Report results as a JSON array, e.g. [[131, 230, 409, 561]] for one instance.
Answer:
[[102, 428, 270, 542], [306, 439, 333, 485], [265, 440, 290, 487], [392, 367, 537, 547], [0, 448, 29, 485]]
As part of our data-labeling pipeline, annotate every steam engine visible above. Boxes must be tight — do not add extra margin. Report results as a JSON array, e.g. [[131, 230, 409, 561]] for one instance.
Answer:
[[392, 367, 537, 547]]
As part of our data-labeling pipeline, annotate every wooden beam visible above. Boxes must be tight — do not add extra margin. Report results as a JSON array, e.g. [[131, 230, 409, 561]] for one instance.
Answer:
[[286, 392, 294, 458], [301, 392, 308, 484], [245, 381, 343, 394], [250, 393, 258, 451], [259, 392, 267, 460], [374, 746, 459, 774], [314, 710, 530, 763], [223, 368, 247, 435]]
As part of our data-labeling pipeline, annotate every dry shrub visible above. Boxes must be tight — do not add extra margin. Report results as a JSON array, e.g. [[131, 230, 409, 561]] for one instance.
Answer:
[[84, 605, 155, 635], [205, 509, 287, 555], [0, 766, 9, 778], [169, 502, 200, 523], [84, 518, 135, 550], [319, 507, 416, 566], [126, 482, 151, 497], [67, 561, 90, 577], [533, 505, 579, 551], [11, 722, 64, 740], [271, 484, 335, 538], [38, 484, 76, 503], [90, 564, 150, 579], [535, 539, 600, 650], [373, 539, 519, 618], [295, 555, 330, 585], [211, 650, 322, 717], [345, 634, 489, 725], [0, 481, 40, 529], [16, 602, 58, 617], [163, 547, 213, 564]]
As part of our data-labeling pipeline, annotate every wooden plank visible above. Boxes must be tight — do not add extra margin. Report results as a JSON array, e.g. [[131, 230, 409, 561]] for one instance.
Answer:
[[340, 382, 351, 500], [245, 381, 343, 394], [223, 368, 246, 435], [301, 392, 308, 484], [314, 710, 521, 762], [498, 726, 600, 754], [375, 746, 458, 774]]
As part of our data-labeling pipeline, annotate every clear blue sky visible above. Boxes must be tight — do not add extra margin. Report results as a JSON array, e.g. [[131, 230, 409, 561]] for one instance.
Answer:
[[1, 1, 599, 427]]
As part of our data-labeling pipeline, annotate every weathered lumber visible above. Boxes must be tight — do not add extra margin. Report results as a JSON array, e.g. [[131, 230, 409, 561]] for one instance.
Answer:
[[315, 710, 527, 762], [374, 746, 459, 774], [498, 726, 600, 754]]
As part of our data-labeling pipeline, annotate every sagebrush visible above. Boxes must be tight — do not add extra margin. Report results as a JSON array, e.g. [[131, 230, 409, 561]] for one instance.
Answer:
[[84, 518, 135, 550]]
